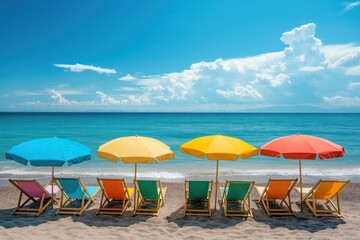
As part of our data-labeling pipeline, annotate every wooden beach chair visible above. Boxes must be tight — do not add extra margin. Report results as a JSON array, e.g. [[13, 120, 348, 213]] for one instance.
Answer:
[[295, 179, 350, 217], [255, 178, 298, 216], [55, 177, 100, 215], [220, 180, 254, 217], [134, 180, 166, 216], [96, 178, 134, 215], [9, 179, 59, 216], [184, 180, 213, 217]]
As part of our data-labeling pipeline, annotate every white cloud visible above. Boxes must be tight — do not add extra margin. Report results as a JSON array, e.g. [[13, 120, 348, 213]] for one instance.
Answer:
[[216, 84, 263, 100], [55, 90, 82, 95], [119, 74, 136, 81], [347, 82, 360, 89], [49, 90, 93, 106], [298, 66, 324, 72], [344, 1, 360, 11], [49, 90, 70, 105], [255, 72, 290, 87], [96, 91, 128, 105], [344, 65, 360, 76], [117, 87, 140, 92], [281, 23, 327, 68], [25, 101, 44, 105], [323, 96, 360, 106], [54, 63, 116, 74]]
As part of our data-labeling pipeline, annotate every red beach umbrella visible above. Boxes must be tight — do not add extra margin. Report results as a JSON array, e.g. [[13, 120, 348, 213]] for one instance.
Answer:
[[259, 133, 345, 211]]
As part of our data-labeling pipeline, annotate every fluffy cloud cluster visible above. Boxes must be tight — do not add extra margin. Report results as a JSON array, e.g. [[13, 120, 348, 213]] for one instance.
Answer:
[[27, 23, 360, 111]]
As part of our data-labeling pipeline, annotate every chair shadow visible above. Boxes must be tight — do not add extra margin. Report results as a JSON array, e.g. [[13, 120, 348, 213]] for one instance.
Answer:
[[0, 202, 152, 229], [0, 205, 68, 229], [252, 200, 346, 233], [166, 206, 249, 229], [70, 208, 153, 228]]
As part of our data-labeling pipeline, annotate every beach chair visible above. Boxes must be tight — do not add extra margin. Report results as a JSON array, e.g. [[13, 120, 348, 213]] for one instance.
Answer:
[[184, 180, 213, 217], [295, 179, 350, 217], [96, 178, 134, 215], [220, 180, 254, 217], [55, 177, 100, 215], [134, 180, 166, 216], [255, 178, 298, 216], [9, 179, 59, 216]]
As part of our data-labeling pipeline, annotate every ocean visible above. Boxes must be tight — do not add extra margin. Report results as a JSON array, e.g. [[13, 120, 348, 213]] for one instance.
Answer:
[[0, 113, 359, 185]]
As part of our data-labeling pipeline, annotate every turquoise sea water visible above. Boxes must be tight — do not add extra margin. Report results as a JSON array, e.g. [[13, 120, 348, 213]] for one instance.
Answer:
[[0, 113, 359, 185]]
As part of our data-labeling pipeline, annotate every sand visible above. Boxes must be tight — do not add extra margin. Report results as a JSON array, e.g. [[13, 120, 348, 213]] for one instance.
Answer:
[[1, 182, 359, 240]]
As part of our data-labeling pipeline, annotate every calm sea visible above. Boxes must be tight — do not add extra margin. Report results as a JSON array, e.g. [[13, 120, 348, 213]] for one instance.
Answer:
[[0, 113, 359, 185]]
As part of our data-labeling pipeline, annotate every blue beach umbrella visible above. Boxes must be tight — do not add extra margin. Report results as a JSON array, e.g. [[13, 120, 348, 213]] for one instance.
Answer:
[[6, 137, 92, 185]]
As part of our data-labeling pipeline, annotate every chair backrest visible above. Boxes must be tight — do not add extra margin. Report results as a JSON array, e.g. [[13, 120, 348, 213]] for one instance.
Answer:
[[226, 181, 252, 201], [11, 179, 49, 198], [137, 180, 158, 200], [99, 178, 126, 199], [313, 180, 349, 200], [57, 178, 83, 199], [188, 181, 211, 200], [266, 179, 295, 199]]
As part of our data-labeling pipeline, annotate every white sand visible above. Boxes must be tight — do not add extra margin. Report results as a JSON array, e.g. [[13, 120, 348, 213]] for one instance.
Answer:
[[1, 182, 359, 240]]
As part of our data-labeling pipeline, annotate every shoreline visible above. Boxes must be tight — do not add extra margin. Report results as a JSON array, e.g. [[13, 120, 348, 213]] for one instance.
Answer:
[[1, 183, 360, 239]]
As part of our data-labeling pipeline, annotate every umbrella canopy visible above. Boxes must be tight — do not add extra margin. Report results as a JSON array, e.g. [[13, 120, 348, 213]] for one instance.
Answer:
[[259, 134, 344, 160], [180, 134, 258, 209], [260, 133, 345, 210], [6, 137, 92, 166], [97, 136, 175, 164], [181, 134, 258, 160]]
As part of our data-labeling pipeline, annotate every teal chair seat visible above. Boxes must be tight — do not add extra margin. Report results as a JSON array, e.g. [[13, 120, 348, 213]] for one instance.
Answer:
[[220, 181, 251, 201], [189, 181, 211, 200], [220, 180, 254, 217]]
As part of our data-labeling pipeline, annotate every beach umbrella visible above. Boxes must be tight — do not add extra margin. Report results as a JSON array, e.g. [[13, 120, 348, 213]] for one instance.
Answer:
[[180, 134, 258, 210], [97, 135, 175, 209], [6, 137, 92, 204], [259, 133, 344, 211]]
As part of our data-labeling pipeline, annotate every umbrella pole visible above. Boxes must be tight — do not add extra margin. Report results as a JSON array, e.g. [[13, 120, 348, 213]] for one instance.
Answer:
[[299, 160, 303, 212], [51, 166, 54, 207], [133, 163, 137, 212], [214, 160, 219, 210]]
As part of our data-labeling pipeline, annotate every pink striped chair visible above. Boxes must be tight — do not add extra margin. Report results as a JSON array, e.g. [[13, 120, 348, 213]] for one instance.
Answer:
[[9, 179, 59, 216]]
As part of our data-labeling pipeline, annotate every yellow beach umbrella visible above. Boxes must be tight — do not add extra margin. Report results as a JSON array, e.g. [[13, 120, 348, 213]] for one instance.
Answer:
[[180, 134, 258, 209], [97, 136, 175, 209]]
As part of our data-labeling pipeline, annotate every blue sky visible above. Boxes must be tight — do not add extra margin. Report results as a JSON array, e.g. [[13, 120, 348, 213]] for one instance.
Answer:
[[0, 0, 360, 112]]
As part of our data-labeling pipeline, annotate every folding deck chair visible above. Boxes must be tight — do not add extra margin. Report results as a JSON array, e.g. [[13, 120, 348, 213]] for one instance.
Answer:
[[295, 179, 350, 217], [55, 177, 100, 215], [255, 178, 298, 216], [184, 180, 213, 217], [96, 178, 134, 215], [134, 180, 166, 216], [220, 180, 254, 217], [9, 179, 59, 216]]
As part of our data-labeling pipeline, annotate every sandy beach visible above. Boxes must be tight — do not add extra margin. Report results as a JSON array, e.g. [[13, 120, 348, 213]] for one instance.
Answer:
[[1, 181, 359, 240]]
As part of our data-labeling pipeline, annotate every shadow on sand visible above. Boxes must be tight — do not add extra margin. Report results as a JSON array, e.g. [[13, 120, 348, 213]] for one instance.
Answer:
[[166, 206, 248, 229], [0, 200, 346, 232], [252, 200, 346, 233], [0, 202, 152, 229]]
